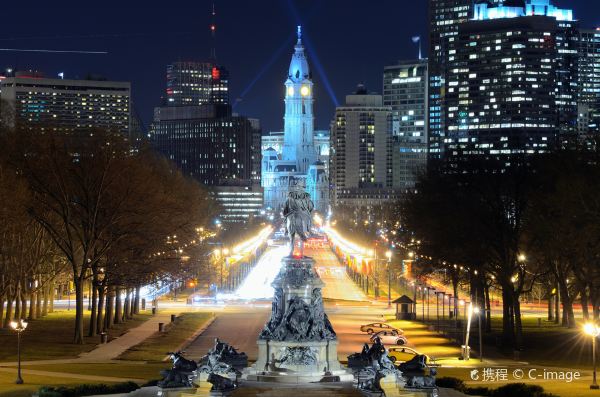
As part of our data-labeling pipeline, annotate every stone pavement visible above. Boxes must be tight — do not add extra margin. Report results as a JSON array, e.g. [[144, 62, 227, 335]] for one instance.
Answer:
[[78, 312, 176, 362], [87, 383, 469, 397]]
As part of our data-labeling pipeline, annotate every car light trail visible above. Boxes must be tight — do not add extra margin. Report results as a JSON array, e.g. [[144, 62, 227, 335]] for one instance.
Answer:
[[222, 244, 288, 300], [322, 226, 372, 258], [232, 226, 273, 256]]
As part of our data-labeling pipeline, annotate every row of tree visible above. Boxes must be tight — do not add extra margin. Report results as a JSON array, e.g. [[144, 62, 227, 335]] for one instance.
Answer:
[[399, 150, 600, 350], [0, 128, 216, 343]]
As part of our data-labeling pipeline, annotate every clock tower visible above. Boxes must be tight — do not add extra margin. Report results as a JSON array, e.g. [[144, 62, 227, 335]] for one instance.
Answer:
[[261, 26, 329, 215], [282, 26, 317, 174]]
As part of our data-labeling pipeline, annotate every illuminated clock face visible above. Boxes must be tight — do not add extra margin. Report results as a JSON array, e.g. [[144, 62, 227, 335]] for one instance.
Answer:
[[300, 85, 310, 96], [287, 86, 294, 96]]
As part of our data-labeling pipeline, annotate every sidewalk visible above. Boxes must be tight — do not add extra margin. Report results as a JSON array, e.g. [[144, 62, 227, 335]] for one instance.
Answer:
[[78, 311, 175, 362], [0, 311, 176, 366]]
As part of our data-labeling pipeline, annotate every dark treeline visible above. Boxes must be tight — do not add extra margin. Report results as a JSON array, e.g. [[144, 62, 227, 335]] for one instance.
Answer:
[[0, 127, 215, 344], [400, 150, 600, 350]]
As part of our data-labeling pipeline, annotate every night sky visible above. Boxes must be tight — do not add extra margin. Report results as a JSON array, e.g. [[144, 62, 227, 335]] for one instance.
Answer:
[[0, 0, 597, 132]]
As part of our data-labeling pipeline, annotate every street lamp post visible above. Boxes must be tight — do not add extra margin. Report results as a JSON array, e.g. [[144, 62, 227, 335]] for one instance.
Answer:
[[462, 302, 473, 361], [385, 250, 392, 308], [474, 307, 483, 362], [10, 319, 28, 384], [442, 293, 446, 324], [422, 287, 426, 322], [584, 323, 600, 390], [436, 292, 441, 331]]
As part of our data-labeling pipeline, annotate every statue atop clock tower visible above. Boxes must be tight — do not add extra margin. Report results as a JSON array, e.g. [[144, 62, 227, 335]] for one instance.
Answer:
[[282, 26, 316, 174]]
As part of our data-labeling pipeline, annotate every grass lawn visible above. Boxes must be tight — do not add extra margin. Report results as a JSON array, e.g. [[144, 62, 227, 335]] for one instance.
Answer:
[[438, 366, 597, 397], [385, 312, 593, 369], [483, 316, 592, 368], [0, 371, 114, 397], [385, 318, 462, 361], [0, 310, 152, 362], [118, 312, 213, 361], [15, 362, 166, 382]]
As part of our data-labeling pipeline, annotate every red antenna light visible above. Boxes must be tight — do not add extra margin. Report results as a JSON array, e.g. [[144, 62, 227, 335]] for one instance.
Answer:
[[209, 1, 217, 60]]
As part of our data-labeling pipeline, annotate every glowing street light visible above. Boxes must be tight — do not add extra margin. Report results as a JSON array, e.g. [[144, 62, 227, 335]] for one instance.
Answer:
[[10, 319, 28, 384], [473, 306, 483, 362], [584, 323, 600, 390], [462, 302, 473, 361]]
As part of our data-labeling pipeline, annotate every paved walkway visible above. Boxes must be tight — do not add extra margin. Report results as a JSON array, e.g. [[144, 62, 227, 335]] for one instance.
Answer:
[[78, 312, 174, 362], [184, 309, 269, 361]]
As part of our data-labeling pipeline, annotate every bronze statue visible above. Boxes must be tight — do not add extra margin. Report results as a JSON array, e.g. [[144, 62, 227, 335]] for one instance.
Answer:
[[158, 351, 197, 388], [283, 181, 314, 257]]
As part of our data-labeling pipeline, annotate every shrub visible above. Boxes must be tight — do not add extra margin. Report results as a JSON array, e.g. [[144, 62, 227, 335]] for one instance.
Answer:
[[435, 377, 467, 391], [435, 378, 558, 397], [141, 379, 160, 387], [38, 381, 139, 397], [492, 383, 558, 397], [464, 386, 492, 396]]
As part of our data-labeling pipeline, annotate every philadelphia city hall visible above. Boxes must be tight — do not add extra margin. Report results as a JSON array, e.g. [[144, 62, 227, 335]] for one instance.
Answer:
[[261, 26, 329, 215]]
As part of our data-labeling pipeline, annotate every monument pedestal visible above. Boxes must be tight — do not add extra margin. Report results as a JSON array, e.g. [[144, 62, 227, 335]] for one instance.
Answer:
[[242, 256, 352, 383]]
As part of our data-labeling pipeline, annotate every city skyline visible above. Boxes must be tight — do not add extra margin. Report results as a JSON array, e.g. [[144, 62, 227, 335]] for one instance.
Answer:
[[1, 2, 600, 396], [1, 1, 596, 132]]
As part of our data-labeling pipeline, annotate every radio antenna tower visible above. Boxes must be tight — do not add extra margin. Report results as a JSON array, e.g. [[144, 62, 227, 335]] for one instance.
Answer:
[[210, 1, 217, 61]]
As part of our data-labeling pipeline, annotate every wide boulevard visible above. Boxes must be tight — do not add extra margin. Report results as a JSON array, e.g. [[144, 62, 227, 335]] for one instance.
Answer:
[[184, 244, 389, 361]]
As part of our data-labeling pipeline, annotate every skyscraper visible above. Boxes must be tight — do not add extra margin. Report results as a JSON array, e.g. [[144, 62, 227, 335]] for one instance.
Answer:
[[432, 0, 578, 166], [383, 59, 428, 189], [261, 26, 329, 214], [428, 0, 474, 157], [151, 3, 262, 223], [578, 29, 600, 136], [165, 61, 229, 106], [151, 105, 259, 185], [0, 71, 131, 136], [446, 15, 559, 161], [330, 86, 394, 208]]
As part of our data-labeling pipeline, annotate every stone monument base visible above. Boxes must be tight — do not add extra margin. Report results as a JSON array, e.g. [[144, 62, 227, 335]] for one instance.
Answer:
[[242, 340, 353, 383]]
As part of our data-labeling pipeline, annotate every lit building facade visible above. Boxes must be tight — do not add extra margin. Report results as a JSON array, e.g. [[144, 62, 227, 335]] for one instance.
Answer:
[[262, 129, 329, 175], [261, 27, 329, 214], [330, 86, 393, 207], [0, 72, 130, 135], [153, 56, 262, 223], [383, 59, 428, 189], [446, 16, 559, 160], [440, 0, 578, 164], [150, 104, 260, 186], [211, 183, 264, 223], [165, 61, 229, 106], [578, 29, 600, 136], [428, 0, 474, 157]]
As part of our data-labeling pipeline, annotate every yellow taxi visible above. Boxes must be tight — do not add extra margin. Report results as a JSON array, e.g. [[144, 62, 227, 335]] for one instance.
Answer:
[[387, 346, 431, 364]]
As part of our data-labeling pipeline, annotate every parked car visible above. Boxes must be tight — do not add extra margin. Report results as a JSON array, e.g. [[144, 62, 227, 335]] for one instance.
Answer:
[[370, 330, 408, 345], [387, 346, 430, 363], [360, 322, 403, 335]]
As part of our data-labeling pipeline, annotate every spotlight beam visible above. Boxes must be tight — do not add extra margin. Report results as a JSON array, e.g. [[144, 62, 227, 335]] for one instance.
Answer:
[[0, 48, 107, 54], [233, 2, 323, 109], [284, 0, 339, 107]]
